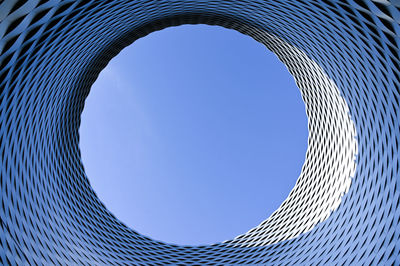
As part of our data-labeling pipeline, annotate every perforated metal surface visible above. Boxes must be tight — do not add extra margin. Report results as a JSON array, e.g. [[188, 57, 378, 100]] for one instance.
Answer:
[[0, 0, 399, 265]]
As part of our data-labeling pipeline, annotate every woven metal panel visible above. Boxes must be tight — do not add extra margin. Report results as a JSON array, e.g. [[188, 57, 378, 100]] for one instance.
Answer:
[[0, 0, 399, 265]]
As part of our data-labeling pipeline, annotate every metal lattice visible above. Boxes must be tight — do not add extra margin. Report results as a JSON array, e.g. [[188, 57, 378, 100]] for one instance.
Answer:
[[0, 0, 399, 265]]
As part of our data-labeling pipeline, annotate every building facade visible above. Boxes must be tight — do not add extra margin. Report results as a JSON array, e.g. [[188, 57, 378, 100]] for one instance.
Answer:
[[0, 0, 399, 265]]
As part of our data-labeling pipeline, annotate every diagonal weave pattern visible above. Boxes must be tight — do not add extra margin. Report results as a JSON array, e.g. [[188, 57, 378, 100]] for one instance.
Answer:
[[0, 0, 399, 265]]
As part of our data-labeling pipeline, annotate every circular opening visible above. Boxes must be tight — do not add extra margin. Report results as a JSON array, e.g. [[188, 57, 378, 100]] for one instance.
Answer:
[[79, 25, 308, 245]]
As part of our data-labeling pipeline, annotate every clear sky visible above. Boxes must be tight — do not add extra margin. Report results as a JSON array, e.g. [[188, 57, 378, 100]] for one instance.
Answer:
[[79, 25, 308, 246]]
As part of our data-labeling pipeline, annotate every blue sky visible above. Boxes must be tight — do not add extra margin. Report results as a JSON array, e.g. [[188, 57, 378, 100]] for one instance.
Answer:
[[80, 25, 308, 246]]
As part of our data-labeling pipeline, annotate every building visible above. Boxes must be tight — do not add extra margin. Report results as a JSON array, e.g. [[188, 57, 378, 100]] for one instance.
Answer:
[[0, 1, 399, 265]]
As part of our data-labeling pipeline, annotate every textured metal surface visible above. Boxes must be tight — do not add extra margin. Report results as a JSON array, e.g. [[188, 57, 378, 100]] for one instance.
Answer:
[[0, 0, 399, 265]]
